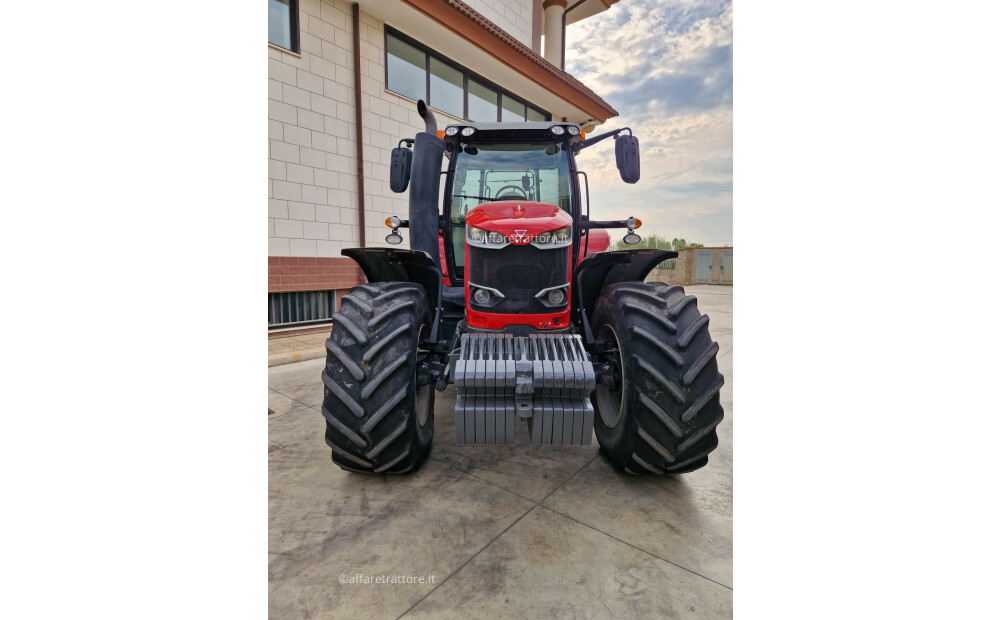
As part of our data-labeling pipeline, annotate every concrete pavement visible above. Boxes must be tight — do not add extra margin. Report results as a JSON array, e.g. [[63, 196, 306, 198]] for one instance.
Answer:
[[269, 284, 733, 618]]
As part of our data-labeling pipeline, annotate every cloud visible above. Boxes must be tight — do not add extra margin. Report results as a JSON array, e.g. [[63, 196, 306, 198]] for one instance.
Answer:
[[565, 0, 733, 245]]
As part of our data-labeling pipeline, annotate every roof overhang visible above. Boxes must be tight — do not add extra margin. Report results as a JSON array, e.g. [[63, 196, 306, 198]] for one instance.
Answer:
[[357, 0, 618, 124], [565, 0, 620, 26]]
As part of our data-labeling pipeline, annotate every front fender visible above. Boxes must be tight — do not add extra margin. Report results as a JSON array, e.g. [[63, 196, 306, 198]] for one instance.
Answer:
[[571, 249, 677, 345], [342, 248, 443, 341]]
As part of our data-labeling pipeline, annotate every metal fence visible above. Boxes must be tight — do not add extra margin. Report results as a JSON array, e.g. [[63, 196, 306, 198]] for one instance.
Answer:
[[268, 290, 337, 328]]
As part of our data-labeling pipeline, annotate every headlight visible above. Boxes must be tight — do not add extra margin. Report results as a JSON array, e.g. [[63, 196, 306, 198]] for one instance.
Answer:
[[534, 284, 569, 308], [467, 225, 509, 247], [567, 125, 580, 136], [530, 225, 571, 249], [550, 126, 565, 135], [473, 288, 491, 304], [461, 127, 476, 137], [444, 127, 459, 136]]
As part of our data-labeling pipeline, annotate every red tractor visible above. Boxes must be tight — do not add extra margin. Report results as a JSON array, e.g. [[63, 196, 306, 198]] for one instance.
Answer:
[[321, 101, 724, 476]]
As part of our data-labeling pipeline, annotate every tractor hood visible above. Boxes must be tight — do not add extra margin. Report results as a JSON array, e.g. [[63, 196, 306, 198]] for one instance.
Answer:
[[465, 201, 572, 238]]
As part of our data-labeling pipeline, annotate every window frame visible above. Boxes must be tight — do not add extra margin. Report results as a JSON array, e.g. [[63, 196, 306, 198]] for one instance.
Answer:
[[385, 26, 550, 123], [268, 0, 300, 54]]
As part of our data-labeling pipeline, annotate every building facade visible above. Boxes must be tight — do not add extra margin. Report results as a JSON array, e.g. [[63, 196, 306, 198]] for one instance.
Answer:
[[268, 0, 618, 329]]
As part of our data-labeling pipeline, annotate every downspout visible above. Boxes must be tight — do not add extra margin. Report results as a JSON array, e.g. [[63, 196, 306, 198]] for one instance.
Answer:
[[352, 3, 366, 247], [560, 0, 586, 72]]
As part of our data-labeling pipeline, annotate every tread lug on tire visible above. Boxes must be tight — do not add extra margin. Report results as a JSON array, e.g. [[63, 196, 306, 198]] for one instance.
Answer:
[[590, 281, 725, 475], [321, 282, 435, 474]]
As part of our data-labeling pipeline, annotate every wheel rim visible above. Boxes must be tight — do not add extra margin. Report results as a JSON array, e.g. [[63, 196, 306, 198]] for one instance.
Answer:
[[415, 325, 432, 427], [594, 324, 625, 427]]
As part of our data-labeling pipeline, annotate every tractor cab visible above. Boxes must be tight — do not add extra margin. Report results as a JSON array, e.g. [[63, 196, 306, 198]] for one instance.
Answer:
[[386, 113, 643, 334], [439, 122, 581, 288]]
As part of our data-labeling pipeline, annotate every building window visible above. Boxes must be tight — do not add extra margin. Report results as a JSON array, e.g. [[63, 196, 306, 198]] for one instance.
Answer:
[[429, 58, 464, 119], [269, 0, 299, 53], [386, 34, 425, 102], [468, 79, 498, 122], [501, 94, 526, 122], [385, 27, 550, 122], [526, 107, 547, 122]]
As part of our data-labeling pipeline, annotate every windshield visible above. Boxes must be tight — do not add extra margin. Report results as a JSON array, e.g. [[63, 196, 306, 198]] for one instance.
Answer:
[[449, 142, 573, 218]]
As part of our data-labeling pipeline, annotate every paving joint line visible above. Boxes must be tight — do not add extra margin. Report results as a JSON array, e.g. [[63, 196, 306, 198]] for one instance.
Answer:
[[428, 453, 732, 591], [395, 505, 539, 619], [427, 456, 539, 505], [268, 405, 316, 421], [268, 387, 318, 419], [537, 503, 733, 591], [397, 453, 600, 618], [537, 453, 600, 503]]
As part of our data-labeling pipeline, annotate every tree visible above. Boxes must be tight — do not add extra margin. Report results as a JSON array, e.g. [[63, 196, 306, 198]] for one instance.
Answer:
[[610, 233, 707, 252], [609, 232, 673, 251], [670, 238, 704, 250]]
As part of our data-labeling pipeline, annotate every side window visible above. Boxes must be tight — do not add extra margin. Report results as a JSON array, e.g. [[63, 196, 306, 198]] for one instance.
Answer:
[[537, 168, 561, 208], [451, 169, 482, 219]]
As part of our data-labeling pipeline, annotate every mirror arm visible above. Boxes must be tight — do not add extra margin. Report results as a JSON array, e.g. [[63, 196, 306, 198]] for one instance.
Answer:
[[572, 127, 631, 154], [578, 219, 634, 230]]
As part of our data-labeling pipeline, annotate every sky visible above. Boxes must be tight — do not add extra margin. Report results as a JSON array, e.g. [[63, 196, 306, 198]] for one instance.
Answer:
[[564, 0, 733, 246]]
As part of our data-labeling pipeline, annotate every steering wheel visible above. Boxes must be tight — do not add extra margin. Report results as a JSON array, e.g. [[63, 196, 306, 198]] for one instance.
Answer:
[[494, 185, 528, 200]]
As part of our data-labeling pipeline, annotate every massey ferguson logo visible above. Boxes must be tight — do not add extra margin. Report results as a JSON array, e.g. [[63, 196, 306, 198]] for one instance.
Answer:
[[509, 230, 530, 245]]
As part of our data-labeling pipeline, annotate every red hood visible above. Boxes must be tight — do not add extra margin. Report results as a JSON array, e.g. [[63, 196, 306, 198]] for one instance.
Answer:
[[465, 201, 572, 236]]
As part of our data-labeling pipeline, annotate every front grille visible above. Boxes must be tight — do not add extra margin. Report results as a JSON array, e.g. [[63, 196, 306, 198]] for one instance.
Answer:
[[468, 244, 568, 313]]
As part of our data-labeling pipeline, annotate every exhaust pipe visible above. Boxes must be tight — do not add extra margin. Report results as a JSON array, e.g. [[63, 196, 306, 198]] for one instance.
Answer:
[[417, 100, 437, 134], [408, 101, 444, 272]]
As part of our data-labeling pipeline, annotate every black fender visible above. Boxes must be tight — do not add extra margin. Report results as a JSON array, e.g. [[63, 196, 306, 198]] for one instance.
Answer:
[[342, 248, 444, 342], [571, 249, 678, 346]]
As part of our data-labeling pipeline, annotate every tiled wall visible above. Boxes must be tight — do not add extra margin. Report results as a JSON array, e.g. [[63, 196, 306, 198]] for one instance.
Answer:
[[463, 0, 535, 48], [268, 0, 465, 264]]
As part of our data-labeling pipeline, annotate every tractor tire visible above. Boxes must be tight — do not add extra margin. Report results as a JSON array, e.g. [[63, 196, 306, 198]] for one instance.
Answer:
[[590, 282, 725, 475], [320, 282, 435, 474]]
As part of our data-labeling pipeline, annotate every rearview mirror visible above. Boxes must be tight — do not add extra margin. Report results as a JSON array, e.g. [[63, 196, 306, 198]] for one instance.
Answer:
[[389, 146, 413, 193], [615, 135, 640, 184]]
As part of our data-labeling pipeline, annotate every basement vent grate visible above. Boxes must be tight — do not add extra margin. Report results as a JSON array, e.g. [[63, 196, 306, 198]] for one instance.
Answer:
[[268, 290, 337, 328]]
